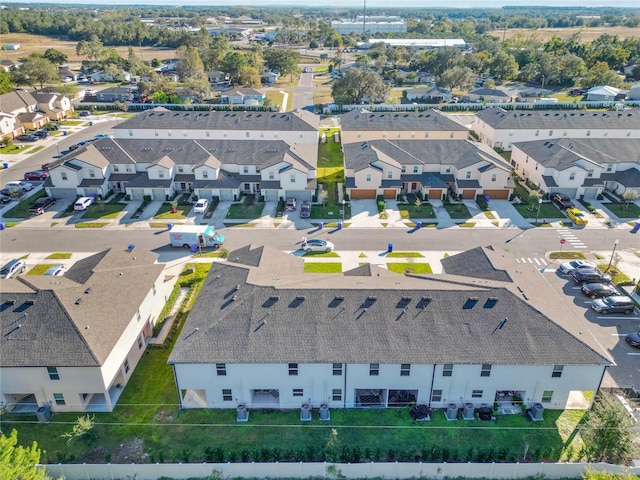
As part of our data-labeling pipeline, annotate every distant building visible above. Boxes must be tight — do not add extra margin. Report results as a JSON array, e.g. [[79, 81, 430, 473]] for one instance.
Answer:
[[585, 85, 625, 102], [2, 43, 20, 50], [331, 18, 407, 35], [359, 39, 466, 50]]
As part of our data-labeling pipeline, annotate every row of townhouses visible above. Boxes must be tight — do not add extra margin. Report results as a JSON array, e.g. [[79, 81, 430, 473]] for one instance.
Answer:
[[0, 90, 73, 140]]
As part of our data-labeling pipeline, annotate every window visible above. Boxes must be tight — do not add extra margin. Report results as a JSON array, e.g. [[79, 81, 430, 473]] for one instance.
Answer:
[[366, 173, 372, 182], [431, 389, 442, 402], [202, 170, 209, 179], [167, 130, 172, 137], [400, 364, 411, 376], [154, 130, 159, 137], [535, 130, 540, 136], [123, 359, 130, 374], [223, 131, 228, 138], [53, 393, 65, 406], [472, 389, 483, 398], [333, 363, 342, 376], [587, 170, 593, 178], [246, 132, 250, 138], [243, 166, 249, 174], [256, 167, 260, 173], [183, 131, 188, 137], [332, 389, 342, 401], [128, 130, 133, 137], [541, 390, 553, 403], [382, 132, 387, 138], [357, 132, 362, 138], [465, 171, 471, 179], [442, 364, 453, 377], [401, 166, 406, 173], [606, 164, 613, 172], [411, 132, 415, 138], [491, 173, 497, 182], [138, 335, 143, 350], [449, 132, 454, 138], [206, 131, 210, 137], [509, 130, 514, 137], [158, 171, 165, 178], [274, 132, 279, 138], [569, 172, 576, 181], [288, 363, 298, 376], [445, 166, 451, 173], [424, 132, 429, 138], [552, 365, 563, 378], [397, 132, 401, 138], [61, 172, 68, 181], [290, 174, 296, 183], [47, 367, 60, 380], [126, 166, 132, 173], [413, 166, 419, 174], [387, 171, 393, 179], [216, 363, 227, 376], [113, 165, 119, 172], [268, 171, 275, 180], [222, 389, 232, 401], [293, 388, 304, 397], [369, 363, 379, 376], [88, 169, 95, 178], [178, 166, 184, 173], [549, 130, 553, 136], [586, 130, 591, 137], [480, 364, 492, 377]]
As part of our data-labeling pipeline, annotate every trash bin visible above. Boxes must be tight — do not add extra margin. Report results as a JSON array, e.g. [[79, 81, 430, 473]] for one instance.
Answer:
[[0, 223, 5, 231], [337, 221, 342, 230], [416, 221, 422, 229], [62, 130, 67, 136], [89, 121, 94, 126], [127, 244, 135, 251], [632, 221, 640, 234], [167, 222, 173, 230], [388, 243, 393, 253], [190, 244, 198, 253], [318, 221, 323, 229], [2, 163, 8, 169]]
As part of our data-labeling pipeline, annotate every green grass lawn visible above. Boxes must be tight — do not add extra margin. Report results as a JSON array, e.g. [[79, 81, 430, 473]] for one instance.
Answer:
[[45, 253, 72, 259], [601, 201, 640, 219], [302, 251, 340, 257], [386, 252, 424, 258], [550, 251, 586, 260], [303, 262, 342, 273], [154, 202, 193, 219], [443, 202, 471, 219], [0, 144, 32, 154], [226, 203, 265, 219], [318, 137, 343, 168], [3, 190, 47, 218], [512, 203, 564, 220], [310, 203, 351, 220], [74, 222, 108, 228], [398, 203, 436, 219], [81, 201, 126, 220], [27, 264, 55, 275], [314, 138, 349, 219], [387, 263, 433, 274]]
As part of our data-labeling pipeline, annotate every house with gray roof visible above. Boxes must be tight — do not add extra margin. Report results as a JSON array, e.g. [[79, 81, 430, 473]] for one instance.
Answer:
[[467, 88, 512, 103], [32, 92, 73, 121], [220, 88, 264, 105], [44, 137, 317, 202], [474, 107, 640, 150], [404, 87, 452, 102], [168, 245, 609, 411], [0, 90, 49, 139], [343, 139, 513, 200], [511, 138, 640, 199], [0, 249, 171, 413]]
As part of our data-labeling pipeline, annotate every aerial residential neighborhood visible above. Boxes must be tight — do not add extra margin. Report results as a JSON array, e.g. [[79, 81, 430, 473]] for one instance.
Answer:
[[1, 2, 640, 479]]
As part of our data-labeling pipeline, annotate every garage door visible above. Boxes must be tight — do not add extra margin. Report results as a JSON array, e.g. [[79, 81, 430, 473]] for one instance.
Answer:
[[350, 189, 377, 199], [49, 188, 78, 199], [482, 189, 509, 200], [551, 188, 578, 198], [383, 189, 396, 199], [219, 189, 234, 201], [130, 189, 145, 200], [264, 189, 278, 202], [428, 189, 442, 200], [151, 188, 166, 201], [462, 189, 476, 199], [287, 190, 312, 202]]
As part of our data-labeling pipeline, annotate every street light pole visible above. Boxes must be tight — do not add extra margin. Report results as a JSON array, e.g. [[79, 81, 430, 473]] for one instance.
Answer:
[[606, 239, 619, 272], [341, 199, 345, 223], [535, 198, 543, 224]]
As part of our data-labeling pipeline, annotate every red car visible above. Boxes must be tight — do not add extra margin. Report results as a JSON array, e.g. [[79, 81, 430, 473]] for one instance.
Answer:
[[24, 170, 49, 181]]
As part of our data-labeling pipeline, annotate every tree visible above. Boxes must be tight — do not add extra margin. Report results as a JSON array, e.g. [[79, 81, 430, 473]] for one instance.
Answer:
[[183, 77, 211, 102], [331, 69, 389, 105], [527, 190, 541, 212], [202, 35, 230, 71], [0, 69, 13, 94], [237, 66, 261, 88], [15, 56, 58, 89], [438, 66, 474, 90], [43, 48, 67, 65], [581, 392, 637, 465], [581, 468, 638, 480], [489, 51, 519, 81], [220, 51, 248, 85], [264, 48, 301, 80], [176, 45, 207, 82], [76, 35, 104, 64], [582, 61, 623, 88], [622, 189, 639, 212], [61, 414, 96, 444], [126, 47, 147, 76], [0, 429, 53, 480]]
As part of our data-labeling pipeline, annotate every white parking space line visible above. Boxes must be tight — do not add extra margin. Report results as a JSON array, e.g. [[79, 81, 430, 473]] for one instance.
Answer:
[[628, 353, 640, 356], [611, 333, 631, 336], [597, 316, 640, 320]]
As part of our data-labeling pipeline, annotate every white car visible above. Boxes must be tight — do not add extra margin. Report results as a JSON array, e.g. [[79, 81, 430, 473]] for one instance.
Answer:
[[558, 260, 597, 275], [193, 199, 209, 214], [74, 196, 94, 211], [302, 239, 334, 253], [5, 181, 33, 192], [44, 265, 67, 276]]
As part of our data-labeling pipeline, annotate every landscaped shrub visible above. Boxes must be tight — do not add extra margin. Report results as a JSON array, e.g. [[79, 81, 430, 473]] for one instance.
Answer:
[[376, 195, 386, 213]]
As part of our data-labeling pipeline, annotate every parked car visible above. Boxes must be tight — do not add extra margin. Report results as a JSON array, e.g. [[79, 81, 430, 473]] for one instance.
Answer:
[[41, 163, 50, 171], [24, 170, 49, 181], [28, 196, 56, 215], [571, 268, 611, 284], [302, 238, 334, 253], [569, 88, 586, 95], [16, 134, 38, 142], [0, 193, 13, 204], [44, 123, 60, 131], [79, 110, 91, 117], [285, 198, 297, 211], [74, 196, 94, 211], [94, 133, 113, 139], [300, 202, 311, 218], [566, 207, 588, 225], [625, 331, 640, 348], [581, 283, 620, 299], [68, 144, 80, 151], [34, 130, 49, 138], [0, 187, 22, 198], [44, 265, 67, 276], [558, 260, 597, 274], [551, 193, 575, 210], [5, 181, 33, 192], [193, 199, 209, 214], [591, 295, 636, 315], [0, 259, 26, 279]]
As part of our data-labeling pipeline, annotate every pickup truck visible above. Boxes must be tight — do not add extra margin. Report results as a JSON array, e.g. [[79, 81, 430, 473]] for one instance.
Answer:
[[551, 193, 575, 210], [29, 196, 56, 215]]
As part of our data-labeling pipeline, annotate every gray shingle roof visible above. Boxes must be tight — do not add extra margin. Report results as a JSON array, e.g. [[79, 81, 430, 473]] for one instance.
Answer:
[[115, 108, 319, 132], [469, 88, 511, 97], [441, 247, 512, 282], [169, 246, 608, 367], [126, 173, 172, 188], [477, 107, 640, 129], [341, 109, 467, 132]]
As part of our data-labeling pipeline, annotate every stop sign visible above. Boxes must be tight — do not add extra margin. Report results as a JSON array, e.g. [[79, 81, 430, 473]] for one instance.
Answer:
[[560, 238, 566, 245]]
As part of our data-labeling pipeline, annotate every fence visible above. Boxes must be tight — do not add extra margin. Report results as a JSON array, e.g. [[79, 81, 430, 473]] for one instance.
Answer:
[[43, 461, 639, 480]]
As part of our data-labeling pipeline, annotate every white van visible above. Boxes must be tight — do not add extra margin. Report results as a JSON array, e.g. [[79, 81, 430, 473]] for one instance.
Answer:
[[74, 196, 94, 211]]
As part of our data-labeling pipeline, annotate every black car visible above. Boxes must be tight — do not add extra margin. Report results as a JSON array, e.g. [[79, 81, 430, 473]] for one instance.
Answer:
[[626, 331, 640, 348], [28, 196, 56, 215], [44, 123, 60, 131], [79, 111, 91, 117], [300, 202, 311, 218], [0, 194, 13, 204], [551, 193, 575, 210], [0, 187, 21, 198], [581, 282, 619, 299], [16, 134, 38, 142], [571, 268, 611, 284], [34, 130, 49, 138]]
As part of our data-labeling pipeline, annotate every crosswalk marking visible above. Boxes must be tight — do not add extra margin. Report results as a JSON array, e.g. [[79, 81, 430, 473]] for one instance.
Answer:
[[517, 257, 547, 265]]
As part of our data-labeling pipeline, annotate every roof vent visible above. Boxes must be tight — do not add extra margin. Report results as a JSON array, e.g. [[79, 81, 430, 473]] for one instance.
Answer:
[[84, 287, 92, 294], [417, 297, 431, 309], [263, 296, 279, 308], [75, 298, 83, 305], [396, 297, 411, 309], [483, 297, 498, 309], [290, 296, 305, 308], [463, 297, 478, 310], [329, 296, 344, 308], [362, 296, 377, 308]]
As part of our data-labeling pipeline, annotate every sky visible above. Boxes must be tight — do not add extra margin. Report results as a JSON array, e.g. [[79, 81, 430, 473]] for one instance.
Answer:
[[2, 1, 639, 7]]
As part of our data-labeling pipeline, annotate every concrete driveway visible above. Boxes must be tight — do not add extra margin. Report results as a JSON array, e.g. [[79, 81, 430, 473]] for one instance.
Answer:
[[348, 200, 382, 228], [487, 200, 532, 229]]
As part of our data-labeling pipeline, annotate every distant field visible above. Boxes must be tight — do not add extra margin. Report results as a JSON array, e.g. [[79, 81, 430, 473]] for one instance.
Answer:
[[0, 33, 178, 64], [489, 26, 640, 42]]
